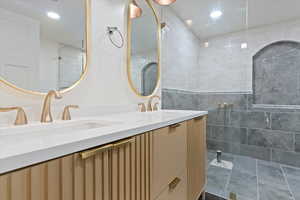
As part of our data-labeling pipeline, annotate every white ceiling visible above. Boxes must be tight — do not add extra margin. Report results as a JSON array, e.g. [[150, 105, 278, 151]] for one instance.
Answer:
[[171, 0, 300, 40], [0, 0, 85, 48]]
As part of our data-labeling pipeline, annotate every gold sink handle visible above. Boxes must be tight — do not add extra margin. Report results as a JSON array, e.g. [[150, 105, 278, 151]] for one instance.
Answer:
[[62, 105, 79, 120], [153, 102, 159, 111], [147, 95, 160, 111], [0, 107, 28, 125], [80, 138, 134, 159]]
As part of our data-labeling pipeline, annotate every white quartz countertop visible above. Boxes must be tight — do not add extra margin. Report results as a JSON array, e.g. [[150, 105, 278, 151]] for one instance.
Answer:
[[0, 110, 207, 174]]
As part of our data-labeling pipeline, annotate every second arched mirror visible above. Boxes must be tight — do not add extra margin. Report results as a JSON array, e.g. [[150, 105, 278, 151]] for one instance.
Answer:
[[127, 0, 161, 97]]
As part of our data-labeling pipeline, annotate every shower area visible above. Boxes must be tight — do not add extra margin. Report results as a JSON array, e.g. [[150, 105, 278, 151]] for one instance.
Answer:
[[161, 1, 300, 200]]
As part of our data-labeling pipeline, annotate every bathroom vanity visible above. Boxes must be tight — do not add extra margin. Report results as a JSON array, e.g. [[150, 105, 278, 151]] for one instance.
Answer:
[[0, 110, 207, 200], [0, 0, 207, 199]]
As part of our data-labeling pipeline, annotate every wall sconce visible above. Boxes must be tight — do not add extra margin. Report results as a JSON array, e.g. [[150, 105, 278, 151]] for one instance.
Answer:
[[153, 0, 176, 6], [130, 0, 142, 19], [130, 0, 177, 19]]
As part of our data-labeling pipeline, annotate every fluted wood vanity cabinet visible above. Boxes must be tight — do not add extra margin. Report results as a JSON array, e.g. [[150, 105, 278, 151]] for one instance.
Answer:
[[0, 116, 207, 200]]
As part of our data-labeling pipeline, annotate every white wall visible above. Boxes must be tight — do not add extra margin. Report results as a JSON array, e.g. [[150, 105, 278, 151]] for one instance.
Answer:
[[161, 7, 201, 91], [196, 19, 300, 93], [0, 0, 161, 124]]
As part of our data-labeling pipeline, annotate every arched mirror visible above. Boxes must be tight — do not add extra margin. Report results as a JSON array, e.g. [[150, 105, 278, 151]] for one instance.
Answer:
[[127, 0, 161, 97], [0, 0, 90, 95]]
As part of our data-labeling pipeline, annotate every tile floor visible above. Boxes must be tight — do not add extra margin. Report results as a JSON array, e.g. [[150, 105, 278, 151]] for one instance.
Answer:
[[206, 151, 300, 200]]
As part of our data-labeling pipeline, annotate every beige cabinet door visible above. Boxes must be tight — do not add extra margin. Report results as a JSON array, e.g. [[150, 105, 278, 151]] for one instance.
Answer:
[[187, 116, 207, 200], [151, 122, 187, 199]]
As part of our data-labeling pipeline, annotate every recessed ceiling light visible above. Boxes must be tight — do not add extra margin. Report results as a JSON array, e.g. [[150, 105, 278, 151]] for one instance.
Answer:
[[186, 19, 193, 26], [210, 10, 223, 19], [47, 11, 60, 20], [241, 43, 248, 49]]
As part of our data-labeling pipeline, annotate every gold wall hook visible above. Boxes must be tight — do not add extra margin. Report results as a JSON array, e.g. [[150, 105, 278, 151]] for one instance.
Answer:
[[62, 105, 79, 120], [40, 90, 62, 123], [0, 107, 28, 125]]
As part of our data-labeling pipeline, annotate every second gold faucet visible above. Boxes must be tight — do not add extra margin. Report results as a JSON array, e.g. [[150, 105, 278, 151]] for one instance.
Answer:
[[40, 90, 62, 123]]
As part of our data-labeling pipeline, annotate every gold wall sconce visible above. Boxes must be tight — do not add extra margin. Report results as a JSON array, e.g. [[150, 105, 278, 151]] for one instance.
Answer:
[[153, 0, 176, 6], [130, 0, 142, 19], [130, 0, 176, 19]]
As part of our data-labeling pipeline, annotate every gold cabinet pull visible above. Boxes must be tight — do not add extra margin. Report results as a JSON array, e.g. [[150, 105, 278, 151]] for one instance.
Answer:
[[169, 177, 181, 190], [169, 123, 181, 129], [113, 138, 134, 148], [80, 138, 134, 159], [80, 144, 114, 159]]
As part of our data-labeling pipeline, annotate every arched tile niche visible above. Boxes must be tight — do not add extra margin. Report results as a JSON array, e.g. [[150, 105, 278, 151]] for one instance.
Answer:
[[253, 41, 300, 107]]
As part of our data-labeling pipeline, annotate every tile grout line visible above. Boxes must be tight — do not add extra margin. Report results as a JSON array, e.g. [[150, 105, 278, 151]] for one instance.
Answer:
[[280, 164, 296, 200], [256, 159, 259, 200]]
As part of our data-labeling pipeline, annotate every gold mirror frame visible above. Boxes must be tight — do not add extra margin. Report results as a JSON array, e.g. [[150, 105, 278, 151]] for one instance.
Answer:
[[0, 0, 91, 96], [127, 0, 161, 98]]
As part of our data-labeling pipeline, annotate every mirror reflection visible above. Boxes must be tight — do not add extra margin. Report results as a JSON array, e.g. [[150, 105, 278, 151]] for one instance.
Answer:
[[129, 0, 159, 97], [0, 0, 86, 93]]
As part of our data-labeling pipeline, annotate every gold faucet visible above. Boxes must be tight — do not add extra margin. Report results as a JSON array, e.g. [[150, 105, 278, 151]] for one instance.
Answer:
[[138, 103, 146, 112], [62, 105, 79, 120], [40, 90, 62, 123], [147, 95, 161, 111], [153, 102, 159, 111], [0, 107, 28, 125]]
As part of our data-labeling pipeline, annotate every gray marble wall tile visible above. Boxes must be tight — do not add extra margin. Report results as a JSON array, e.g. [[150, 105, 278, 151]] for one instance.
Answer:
[[248, 129, 294, 151], [253, 41, 300, 106], [272, 149, 300, 167], [239, 144, 271, 161], [207, 139, 231, 152], [271, 112, 300, 132], [294, 134, 300, 152], [162, 90, 176, 110], [208, 126, 247, 144], [161, 89, 196, 110], [206, 93, 248, 110], [208, 110, 229, 125], [207, 139, 240, 154], [229, 110, 268, 129], [162, 89, 248, 110]]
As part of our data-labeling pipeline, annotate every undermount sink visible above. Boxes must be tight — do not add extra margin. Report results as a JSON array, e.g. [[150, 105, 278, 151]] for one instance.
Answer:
[[0, 119, 117, 136]]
